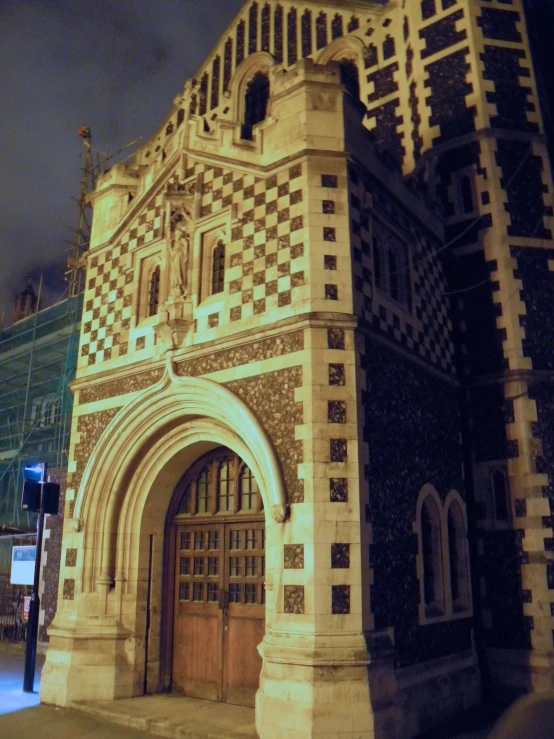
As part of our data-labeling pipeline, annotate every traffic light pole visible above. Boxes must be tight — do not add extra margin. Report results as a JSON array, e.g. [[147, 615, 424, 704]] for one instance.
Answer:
[[23, 487, 46, 693]]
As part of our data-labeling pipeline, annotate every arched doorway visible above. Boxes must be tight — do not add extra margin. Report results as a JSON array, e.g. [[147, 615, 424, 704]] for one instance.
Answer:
[[163, 447, 265, 707]]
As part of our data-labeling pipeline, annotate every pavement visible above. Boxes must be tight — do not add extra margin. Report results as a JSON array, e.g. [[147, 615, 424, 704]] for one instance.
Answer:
[[0, 641, 256, 738], [0, 640, 505, 739]]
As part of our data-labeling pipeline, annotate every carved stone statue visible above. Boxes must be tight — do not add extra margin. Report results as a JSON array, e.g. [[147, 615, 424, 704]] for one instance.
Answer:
[[168, 205, 193, 298]]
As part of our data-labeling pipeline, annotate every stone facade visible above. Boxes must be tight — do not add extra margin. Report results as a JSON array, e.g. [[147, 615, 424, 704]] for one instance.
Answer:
[[41, 2, 553, 738]]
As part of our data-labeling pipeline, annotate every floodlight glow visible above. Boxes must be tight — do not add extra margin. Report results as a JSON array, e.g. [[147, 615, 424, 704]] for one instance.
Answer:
[[23, 464, 45, 483]]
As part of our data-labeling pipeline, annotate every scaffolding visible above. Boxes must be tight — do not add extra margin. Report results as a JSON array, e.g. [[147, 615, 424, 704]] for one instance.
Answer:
[[0, 294, 83, 529], [0, 128, 141, 532]]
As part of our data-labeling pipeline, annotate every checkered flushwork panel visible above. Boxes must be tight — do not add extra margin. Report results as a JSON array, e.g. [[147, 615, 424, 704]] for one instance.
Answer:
[[78, 189, 166, 369], [193, 161, 307, 332], [349, 177, 455, 373]]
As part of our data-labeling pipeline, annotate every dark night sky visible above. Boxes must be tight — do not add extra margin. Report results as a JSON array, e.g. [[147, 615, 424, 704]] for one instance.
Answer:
[[0, 0, 553, 328], [0, 0, 244, 327]]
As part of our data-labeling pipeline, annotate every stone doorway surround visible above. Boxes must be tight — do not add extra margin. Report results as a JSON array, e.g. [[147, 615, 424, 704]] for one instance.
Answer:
[[40, 355, 401, 737]]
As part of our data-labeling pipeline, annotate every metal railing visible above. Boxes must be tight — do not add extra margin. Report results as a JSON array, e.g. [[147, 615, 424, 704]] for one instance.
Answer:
[[0, 581, 30, 642]]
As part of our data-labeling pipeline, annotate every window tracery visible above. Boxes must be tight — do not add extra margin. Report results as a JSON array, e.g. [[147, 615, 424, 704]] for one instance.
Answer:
[[148, 265, 160, 317], [211, 241, 226, 295], [174, 449, 263, 517]]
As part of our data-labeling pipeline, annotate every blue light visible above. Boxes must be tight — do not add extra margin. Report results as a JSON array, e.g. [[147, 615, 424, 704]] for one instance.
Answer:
[[23, 464, 45, 483]]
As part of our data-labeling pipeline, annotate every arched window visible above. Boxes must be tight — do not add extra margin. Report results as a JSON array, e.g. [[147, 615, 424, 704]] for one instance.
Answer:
[[372, 224, 411, 309], [177, 108, 185, 127], [148, 265, 161, 317], [241, 72, 270, 140], [211, 241, 225, 295], [447, 501, 470, 612], [491, 468, 509, 522], [339, 60, 360, 100], [173, 448, 265, 518], [218, 457, 235, 512], [240, 465, 260, 511], [421, 496, 444, 616]]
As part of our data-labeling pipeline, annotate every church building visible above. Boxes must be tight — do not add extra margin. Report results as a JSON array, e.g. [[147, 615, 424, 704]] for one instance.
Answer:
[[40, 1, 554, 737]]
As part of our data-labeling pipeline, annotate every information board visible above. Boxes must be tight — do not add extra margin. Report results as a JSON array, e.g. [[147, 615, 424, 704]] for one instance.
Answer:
[[10, 545, 36, 585]]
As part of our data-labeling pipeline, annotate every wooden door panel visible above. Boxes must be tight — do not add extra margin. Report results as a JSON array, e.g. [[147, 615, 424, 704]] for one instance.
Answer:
[[173, 608, 221, 700], [172, 523, 224, 701], [224, 610, 265, 707], [223, 521, 265, 707], [171, 515, 265, 707]]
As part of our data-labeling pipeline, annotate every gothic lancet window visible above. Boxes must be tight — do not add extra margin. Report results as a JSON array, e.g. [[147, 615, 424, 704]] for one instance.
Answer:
[[316, 12, 328, 49], [211, 56, 221, 110], [196, 467, 211, 514], [218, 457, 235, 512], [211, 241, 226, 295], [301, 9, 312, 58], [287, 8, 297, 66], [236, 20, 246, 66], [249, 2, 258, 54], [240, 464, 260, 511], [241, 73, 270, 140], [224, 37, 233, 90], [372, 227, 411, 309], [261, 4, 271, 51], [148, 265, 161, 317], [421, 496, 444, 616], [447, 501, 470, 611], [199, 72, 209, 116], [332, 13, 343, 40], [274, 5, 284, 64]]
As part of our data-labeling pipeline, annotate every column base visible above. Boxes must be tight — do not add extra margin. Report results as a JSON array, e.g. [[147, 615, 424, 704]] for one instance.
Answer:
[[255, 631, 402, 739], [40, 615, 135, 707], [488, 648, 554, 698]]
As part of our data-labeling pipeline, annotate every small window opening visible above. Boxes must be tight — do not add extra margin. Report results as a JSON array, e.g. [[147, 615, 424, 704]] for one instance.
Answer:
[[148, 266, 160, 317], [241, 73, 270, 140], [211, 241, 225, 295]]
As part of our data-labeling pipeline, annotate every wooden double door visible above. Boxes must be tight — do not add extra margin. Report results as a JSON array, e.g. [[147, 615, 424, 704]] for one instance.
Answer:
[[172, 519, 265, 707]]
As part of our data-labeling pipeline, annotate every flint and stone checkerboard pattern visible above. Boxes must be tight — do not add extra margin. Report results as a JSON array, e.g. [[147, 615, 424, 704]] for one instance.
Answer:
[[349, 173, 455, 373]]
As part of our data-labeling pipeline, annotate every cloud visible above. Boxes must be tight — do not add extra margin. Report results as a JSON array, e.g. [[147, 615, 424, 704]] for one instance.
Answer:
[[0, 0, 243, 327]]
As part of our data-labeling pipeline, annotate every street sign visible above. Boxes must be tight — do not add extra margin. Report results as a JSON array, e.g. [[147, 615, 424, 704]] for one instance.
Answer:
[[10, 546, 36, 585]]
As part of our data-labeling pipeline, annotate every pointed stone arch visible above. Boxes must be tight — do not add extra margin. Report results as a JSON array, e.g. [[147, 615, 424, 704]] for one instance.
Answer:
[[316, 34, 367, 67], [75, 358, 288, 594]]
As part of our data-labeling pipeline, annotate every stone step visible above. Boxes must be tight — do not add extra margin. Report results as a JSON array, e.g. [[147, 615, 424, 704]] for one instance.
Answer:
[[69, 694, 258, 739]]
